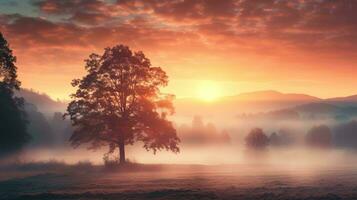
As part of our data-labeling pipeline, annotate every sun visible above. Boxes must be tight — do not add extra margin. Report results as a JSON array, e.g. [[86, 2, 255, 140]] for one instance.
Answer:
[[196, 81, 221, 101]]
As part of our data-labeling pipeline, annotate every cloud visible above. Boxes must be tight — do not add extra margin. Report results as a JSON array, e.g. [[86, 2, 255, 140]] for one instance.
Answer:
[[32, 0, 122, 25], [33, 0, 106, 14], [2, 15, 85, 47], [2, 0, 357, 98], [1, 12, 204, 50], [7, 0, 356, 57], [0, 13, 204, 75]]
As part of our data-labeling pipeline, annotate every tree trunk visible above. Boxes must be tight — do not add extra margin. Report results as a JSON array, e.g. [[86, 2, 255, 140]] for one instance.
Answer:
[[119, 142, 125, 164]]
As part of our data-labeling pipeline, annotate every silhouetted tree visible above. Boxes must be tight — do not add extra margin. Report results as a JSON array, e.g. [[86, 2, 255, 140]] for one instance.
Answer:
[[0, 33, 29, 156], [269, 128, 297, 147], [269, 132, 280, 146], [192, 115, 205, 130], [245, 128, 269, 150], [51, 112, 73, 145], [334, 120, 357, 148], [66, 45, 180, 164], [220, 130, 231, 144], [178, 116, 231, 145], [305, 125, 332, 148]]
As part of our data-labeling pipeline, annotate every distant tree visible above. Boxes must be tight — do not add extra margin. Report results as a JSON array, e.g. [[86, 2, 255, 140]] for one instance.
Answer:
[[178, 116, 231, 145], [334, 120, 357, 148], [220, 130, 231, 144], [305, 125, 332, 148], [245, 128, 269, 150], [0, 32, 29, 156], [269, 132, 280, 146], [277, 128, 297, 145], [269, 128, 297, 147], [192, 115, 205, 131], [65, 45, 180, 164]]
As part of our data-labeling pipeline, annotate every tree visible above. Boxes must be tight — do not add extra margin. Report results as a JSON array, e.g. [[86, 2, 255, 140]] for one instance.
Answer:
[[25, 104, 54, 147], [245, 128, 269, 150], [65, 45, 180, 164], [334, 120, 357, 148], [269, 132, 280, 146], [51, 112, 73, 145], [0, 32, 29, 156], [178, 116, 231, 145], [269, 128, 297, 147], [305, 125, 332, 148]]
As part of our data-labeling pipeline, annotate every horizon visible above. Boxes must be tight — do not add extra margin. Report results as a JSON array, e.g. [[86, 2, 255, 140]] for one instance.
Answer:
[[21, 87, 357, 103]]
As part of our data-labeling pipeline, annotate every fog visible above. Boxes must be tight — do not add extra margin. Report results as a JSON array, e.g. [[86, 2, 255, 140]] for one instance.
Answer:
[[4, 97, 357, 200], [6, 113, 357, 169], [4, 90, 357, 171]]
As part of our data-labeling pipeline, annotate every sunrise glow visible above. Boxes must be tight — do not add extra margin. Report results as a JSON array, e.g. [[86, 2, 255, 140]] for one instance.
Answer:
[[196, 81, 221, 101]]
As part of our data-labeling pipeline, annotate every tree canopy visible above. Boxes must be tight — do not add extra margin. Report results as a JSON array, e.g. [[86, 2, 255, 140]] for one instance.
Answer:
[[245, 128, 269, 150], [66, 45, 180, 163], [305, 125, 332, 148], [0, 32, 29, 156], [334, 120, 357, 148]]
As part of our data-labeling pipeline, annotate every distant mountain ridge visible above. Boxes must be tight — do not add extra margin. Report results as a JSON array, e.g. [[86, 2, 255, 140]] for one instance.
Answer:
[[175, 90, 322, 115], [222, 90, 321, 102], [177, 90, 321, 102], [17, 89, 357, 116], [326, 94, 357, 102]]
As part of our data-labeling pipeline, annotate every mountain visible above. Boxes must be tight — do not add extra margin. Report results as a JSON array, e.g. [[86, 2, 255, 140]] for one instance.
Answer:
[[326, 94, 357, 102], [17, 88, 357, 121], [174, 90, 322, 118], [225, 90, 320, 102], [294, 103, 341, 114], [295, 103, 357, 119], [325, 94, 357, 106]]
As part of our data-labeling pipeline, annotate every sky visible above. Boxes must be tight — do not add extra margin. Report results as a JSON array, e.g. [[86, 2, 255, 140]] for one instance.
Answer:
[[1, 0, 357, 100]]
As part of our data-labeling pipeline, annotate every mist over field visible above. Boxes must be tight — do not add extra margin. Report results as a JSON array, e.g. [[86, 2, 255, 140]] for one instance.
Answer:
[[2, 90, 357, 199], [4, 89, 357, 168]]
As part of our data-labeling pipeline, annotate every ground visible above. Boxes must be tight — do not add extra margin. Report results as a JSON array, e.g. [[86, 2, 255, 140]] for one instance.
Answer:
[[0, 163, 357, 200]]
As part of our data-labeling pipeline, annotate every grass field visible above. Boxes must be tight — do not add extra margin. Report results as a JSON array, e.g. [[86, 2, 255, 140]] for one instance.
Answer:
[[1, 162, 357, 200]]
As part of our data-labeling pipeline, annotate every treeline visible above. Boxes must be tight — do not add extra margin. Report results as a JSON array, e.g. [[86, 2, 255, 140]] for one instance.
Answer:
[[0, 31, 72, 155], [178, 116, 231, 145], [0, 33, 29, 156], [25, 104, 72, 148], [245, 120, 357, 150]]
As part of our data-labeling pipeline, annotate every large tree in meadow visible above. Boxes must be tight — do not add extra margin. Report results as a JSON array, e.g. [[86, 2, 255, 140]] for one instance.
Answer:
[[0, 33, 29, 156], [66, 45, 180, 164]]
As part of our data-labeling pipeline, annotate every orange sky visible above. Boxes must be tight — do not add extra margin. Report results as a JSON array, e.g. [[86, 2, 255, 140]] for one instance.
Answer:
[[1, 0, 357, 100]]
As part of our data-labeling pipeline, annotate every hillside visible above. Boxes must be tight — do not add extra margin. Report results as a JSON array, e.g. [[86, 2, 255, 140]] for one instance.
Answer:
[[16, 89, 67, 114]]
